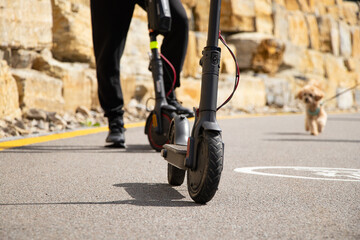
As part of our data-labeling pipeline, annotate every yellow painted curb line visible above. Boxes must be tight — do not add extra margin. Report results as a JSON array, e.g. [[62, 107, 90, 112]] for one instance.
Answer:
[[0, 121, 145, 152]]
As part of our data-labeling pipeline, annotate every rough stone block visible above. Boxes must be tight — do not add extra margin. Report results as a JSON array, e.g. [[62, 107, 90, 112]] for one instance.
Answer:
[[326, 5, 342, 21], [183, 31, 200, 78], [32, 50, 92, 112], [351, 26, 360, 58], [181, 0, 196, 8], [285, 0, 300, 11], [120, 75, 136, 106], [194, 0, 210, 32], [282, 41, 308, 72], [83, 68, 100, 110], [297, 0, 310, 12], [339, 21, 352, 58], [0, 61, 21, 118], [254, 0, 273, 34], [305, 14, 320, 50], [220, 43, 237, 74], [273, 4, 288, 42], [336, 87, 353, 109], [355, 89, 360, 106], [11, 68, 64, 112], [324, 54, 348, 86], [0, 0, 52, 50], [220, 0, 255, 32], [173, 78, 201, 109], [255, 14, 273, 34], [51, 0, 93, 62], [263, 76, 292, 107], [344, 58, 356, 72], [252, 39, 285, 74], [4, 49, 38, 69], [317, 15, 340, 56], [342, 1, 359, 25], [121, 18, 150, 78], [228, 32, 274, 70], [229, 75, 266, 109], [182, 31, 207, 78], [133, 4, 147, 22], [319, 0, 336, 6], [323, 54, 353, 106], [287, 11, 309, 48], [304, 50, 325, 76], [273, 0, 285, 6]]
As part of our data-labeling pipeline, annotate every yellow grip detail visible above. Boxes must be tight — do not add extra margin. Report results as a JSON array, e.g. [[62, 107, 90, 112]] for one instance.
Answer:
[[150, 41, 159, 49]]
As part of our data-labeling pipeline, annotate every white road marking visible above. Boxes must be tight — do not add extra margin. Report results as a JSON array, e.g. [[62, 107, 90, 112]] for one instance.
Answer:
[[234, 166, 360, 182]]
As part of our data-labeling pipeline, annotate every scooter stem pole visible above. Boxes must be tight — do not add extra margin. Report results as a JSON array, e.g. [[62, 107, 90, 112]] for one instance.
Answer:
[[198, 0, 222, 114], [206, 0, 221, 47]]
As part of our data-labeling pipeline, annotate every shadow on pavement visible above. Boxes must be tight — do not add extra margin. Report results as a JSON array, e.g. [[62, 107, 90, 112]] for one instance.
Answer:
[[1, 144, 155, 154], [266, 132, 309, 136], [112, 183, 196, 207], [328, 117, 360, 122], [0, 183, 197, 207], [265, 138, 360, 143]]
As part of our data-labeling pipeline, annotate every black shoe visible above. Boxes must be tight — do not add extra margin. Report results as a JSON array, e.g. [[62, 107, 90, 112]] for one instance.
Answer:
[[106, 116, 126, 148], [167, 98, 194, 117]]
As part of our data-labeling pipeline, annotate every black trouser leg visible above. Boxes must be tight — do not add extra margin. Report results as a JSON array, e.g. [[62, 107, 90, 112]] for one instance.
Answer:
[[90, 0, 135, 119], [161, 0, 189, 94]]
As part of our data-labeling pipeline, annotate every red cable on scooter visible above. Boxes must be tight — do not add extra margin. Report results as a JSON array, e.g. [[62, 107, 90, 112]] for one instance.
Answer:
[[217, 31, 240, 111], [160, 53, 177, 97]]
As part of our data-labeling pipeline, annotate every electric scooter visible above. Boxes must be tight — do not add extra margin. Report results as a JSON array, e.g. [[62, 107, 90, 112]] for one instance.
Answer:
[[161, 0, 239, 204], [144, 0, 179, 152]]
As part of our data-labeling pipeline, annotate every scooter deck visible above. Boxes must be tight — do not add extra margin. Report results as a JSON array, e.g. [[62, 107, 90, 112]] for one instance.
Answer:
[[161, 144, 188, 170]]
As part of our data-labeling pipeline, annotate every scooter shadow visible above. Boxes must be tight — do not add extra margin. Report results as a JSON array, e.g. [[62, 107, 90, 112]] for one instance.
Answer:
[[105, 144, 155, 153], [0, 183, 197, 207], [1, 144, 156, 154], [113, 183, 197, 207]]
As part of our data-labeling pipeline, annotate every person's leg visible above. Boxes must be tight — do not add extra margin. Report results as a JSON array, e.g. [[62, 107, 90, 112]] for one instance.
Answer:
[[161, 0, 193, 116], [90, 0, 136, 146], [161, 0, 188, 91]]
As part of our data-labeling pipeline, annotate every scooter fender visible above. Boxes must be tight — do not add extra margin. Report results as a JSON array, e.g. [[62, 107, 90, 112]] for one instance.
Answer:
[[185, 120, 222, 169], [201, 121, 222, 132], [170, 115, 190, 145]]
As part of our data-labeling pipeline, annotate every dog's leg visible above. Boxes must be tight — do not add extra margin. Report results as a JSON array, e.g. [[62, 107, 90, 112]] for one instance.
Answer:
[[305, 117, 310, 131], [317, 116, 327, 133], [317, 110, 327, 133], [317, 121, 323, 133], [310, 120, 318, 136]]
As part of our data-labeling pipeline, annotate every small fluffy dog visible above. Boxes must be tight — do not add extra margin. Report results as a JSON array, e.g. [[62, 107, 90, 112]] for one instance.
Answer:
[[296, 83, 327, 136]]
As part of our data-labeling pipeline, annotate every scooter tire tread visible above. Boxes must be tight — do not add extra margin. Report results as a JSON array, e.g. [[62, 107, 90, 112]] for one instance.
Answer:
[[187, 130, 223, 204]]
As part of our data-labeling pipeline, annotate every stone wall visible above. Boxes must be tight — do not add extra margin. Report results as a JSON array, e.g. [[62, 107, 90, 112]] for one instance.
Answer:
[[0, 0, 359, 124]]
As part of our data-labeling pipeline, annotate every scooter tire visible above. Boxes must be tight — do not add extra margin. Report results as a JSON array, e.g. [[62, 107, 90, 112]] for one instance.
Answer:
[[168, 164, 185, 186], [187, 130, 223, 204]]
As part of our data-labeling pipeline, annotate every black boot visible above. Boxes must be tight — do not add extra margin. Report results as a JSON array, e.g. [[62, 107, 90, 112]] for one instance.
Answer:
[[167, 91, 194, 117], [106, 115, 126, 148]]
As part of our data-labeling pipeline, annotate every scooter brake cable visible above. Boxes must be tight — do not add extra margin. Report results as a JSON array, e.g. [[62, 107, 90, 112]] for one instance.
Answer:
[[216, 31, 240, 111], [160, 53, 177, 97]]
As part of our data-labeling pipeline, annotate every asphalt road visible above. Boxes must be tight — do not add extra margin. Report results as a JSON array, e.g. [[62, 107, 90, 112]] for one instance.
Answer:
[[1, 112, 359, 239]]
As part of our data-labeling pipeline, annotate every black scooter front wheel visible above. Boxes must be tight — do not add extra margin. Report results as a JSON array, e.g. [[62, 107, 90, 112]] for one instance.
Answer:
[[147, 111, 173, 152], [187, 130, 223, 204]]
